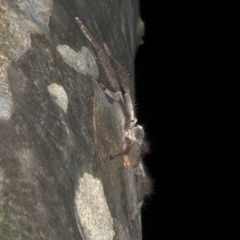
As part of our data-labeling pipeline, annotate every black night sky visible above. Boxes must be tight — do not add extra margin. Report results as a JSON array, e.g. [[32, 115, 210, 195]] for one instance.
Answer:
[[136, 1, 239, 239]]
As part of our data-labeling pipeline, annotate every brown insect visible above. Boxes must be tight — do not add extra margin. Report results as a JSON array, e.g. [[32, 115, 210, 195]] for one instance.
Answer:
[[76, 16, 152, 228]]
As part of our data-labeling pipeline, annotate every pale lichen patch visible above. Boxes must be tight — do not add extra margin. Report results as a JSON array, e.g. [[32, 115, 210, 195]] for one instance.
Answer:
[[10, 0, 53, 33], [0, 0, 53, 61], [75, 173, 114, 240], [0, 5, 31, 61], [47, 83, 68, 113], [0, 56, 13, 120], [56, 45, 99, 79]]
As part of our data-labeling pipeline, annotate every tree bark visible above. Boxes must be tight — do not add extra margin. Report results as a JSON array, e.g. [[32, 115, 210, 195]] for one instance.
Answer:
[[0, 0, 144, 239]]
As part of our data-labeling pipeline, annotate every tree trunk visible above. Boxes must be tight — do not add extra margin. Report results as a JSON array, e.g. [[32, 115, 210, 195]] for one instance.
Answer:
[[0, 0, 143, 239]]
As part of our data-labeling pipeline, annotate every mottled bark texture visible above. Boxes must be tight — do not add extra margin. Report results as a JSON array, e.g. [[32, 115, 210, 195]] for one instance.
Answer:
[[0, 0, 144, 239]]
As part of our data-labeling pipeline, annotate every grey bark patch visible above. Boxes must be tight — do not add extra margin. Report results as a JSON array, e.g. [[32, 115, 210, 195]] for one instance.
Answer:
[[0, 56, 13, 120], [56, 45, 99, 79], [7, 66, 28, 96], [75, 173, 114, 240], [0, 167, 5, 193], [0, 0, 53, 61], [14, 148, 36, 178], [0, 8, 31, 61], [5, 0, 53, 33], [47, 83, 68, 113]]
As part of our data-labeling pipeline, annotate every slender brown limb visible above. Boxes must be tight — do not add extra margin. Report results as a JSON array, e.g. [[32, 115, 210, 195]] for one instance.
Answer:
[[130, 200, 144, 229], [75, 17, 119, 91], [99, 83, 131, 122]]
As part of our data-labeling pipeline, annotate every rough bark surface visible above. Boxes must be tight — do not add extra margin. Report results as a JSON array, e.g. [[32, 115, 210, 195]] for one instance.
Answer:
[[0, 0, 144, 239]]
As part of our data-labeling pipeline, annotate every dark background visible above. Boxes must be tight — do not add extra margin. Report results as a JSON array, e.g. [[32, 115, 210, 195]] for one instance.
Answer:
[[136, 1, 239, 240]]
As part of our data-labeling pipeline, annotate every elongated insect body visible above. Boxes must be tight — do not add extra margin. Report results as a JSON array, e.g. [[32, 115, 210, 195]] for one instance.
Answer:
[[75, 16, 152, 228]]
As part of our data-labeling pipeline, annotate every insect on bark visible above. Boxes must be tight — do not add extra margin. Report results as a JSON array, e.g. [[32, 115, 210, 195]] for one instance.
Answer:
[[75, 16, 152, 229]]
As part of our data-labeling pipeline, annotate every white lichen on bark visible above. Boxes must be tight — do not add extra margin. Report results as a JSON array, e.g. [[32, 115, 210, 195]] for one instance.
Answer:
[[56, 45, 99, 79], [0, 56, 13, 120], [75, 173, 114, 240], [47, 83, 68, 113]]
